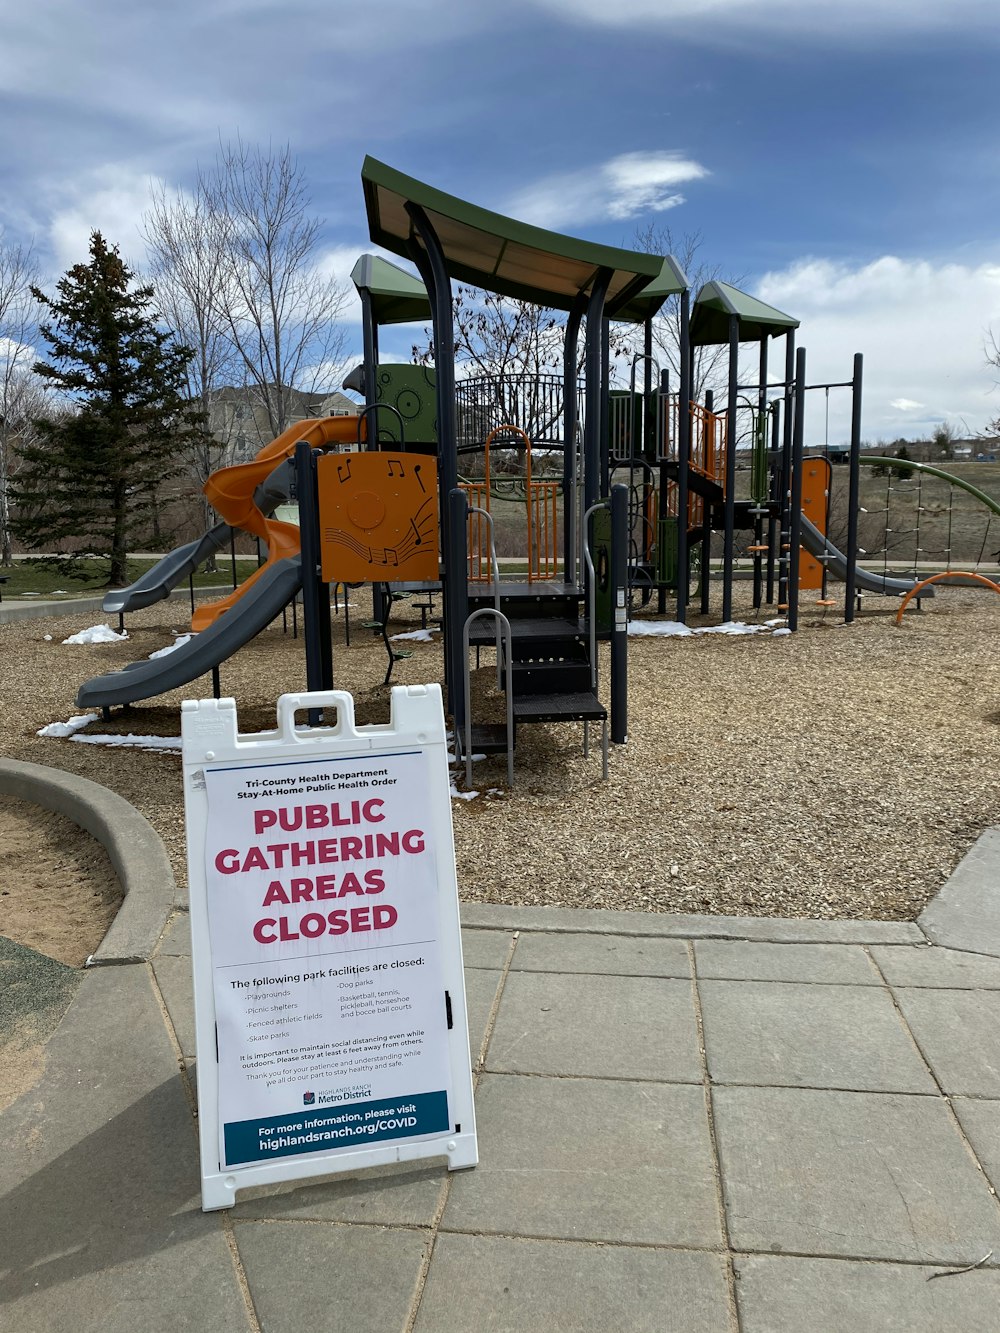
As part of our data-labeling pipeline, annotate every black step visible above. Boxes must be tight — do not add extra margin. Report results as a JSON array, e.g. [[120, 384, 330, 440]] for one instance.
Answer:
[[465, 724, 514, 754], [512, 691, 607, 724], [467, 615, 585, 648], [506, 661, 594, 695], [467, 583, 582, 620]]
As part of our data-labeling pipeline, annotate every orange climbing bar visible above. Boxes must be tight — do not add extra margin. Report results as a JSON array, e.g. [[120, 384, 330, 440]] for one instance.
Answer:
[[192, 414, 363, 631], [896, 571, 1000, 625]]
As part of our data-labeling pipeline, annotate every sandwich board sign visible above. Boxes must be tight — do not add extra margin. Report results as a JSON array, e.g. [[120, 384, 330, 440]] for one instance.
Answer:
[[181, 685, 477, 1211]]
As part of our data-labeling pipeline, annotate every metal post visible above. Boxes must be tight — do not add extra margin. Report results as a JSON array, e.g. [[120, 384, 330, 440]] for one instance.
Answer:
[[844, 352, 864, 624], [584, 270, 613, 515], [600, 316, 611, 498], [722, 314, 739, 622], [676, 288, 692, 623], [753, 336, 768, 609], [295, 441, 325, 724], [230, 530, 237, 591], [778, 331, 796, 607], [562, 295, 586, 583], [788, 346, 807, 632], [766, 401, 781, 604], [610, 483, 629, 744], [406, 204, 466, 724], [701, 388, 714, 615], [359, 288, 378, 411]]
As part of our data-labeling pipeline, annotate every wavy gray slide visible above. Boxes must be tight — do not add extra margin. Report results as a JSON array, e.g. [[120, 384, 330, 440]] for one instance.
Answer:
[[798, 515, 932, 598], [77, 556, 302, 710], [102, 522, 233, 613], [102, 458, 298, 614]]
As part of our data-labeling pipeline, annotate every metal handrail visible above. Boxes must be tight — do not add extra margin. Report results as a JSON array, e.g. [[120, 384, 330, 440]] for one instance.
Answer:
[[462, 607, 515, 788], [581, 500, 610, 691], [466, 503, 504, 687]]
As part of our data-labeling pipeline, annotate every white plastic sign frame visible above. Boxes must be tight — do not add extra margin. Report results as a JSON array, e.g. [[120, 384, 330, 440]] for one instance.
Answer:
[[182, 685, 477, 1211]]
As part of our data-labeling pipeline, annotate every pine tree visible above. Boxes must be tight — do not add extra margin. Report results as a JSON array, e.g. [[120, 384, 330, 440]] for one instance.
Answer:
[[11, 231, 204, 585]]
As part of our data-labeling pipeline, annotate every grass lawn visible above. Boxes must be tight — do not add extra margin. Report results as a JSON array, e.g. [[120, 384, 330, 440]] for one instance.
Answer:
[[0, 554, 260, 599]]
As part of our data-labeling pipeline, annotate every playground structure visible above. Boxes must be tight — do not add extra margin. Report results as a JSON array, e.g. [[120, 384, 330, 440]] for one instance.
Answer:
[[75, 157, 1000, 778]]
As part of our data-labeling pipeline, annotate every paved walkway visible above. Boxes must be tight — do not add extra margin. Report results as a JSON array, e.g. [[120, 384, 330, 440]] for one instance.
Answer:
[[3, 844, 1000, 1330]]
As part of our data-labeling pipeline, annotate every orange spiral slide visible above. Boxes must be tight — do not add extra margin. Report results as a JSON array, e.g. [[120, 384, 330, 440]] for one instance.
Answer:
[[191, 414, 363, 631]]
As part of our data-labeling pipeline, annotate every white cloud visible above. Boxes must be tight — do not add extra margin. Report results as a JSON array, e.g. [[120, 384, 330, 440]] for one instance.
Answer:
[[754, 255, 1000, 443], [46, 165, 167, 272], [527, 0, 999, 40], [507, 152, 709, 230]]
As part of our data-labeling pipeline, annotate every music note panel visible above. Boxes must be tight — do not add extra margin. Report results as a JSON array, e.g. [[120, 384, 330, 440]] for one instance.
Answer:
[[316, 452, 440, 583]]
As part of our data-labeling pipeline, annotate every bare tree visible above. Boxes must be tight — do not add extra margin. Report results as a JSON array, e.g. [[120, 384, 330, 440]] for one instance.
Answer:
[[615, 222, 742, 403], [200, 138, 351, 440], [143, 183, 238, 537], [0, 236, 41, 565]]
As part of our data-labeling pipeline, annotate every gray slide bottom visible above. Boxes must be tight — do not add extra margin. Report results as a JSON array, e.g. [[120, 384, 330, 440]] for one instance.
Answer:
[[799, 515, 932, 598], [79, 558, 301, 710], [103, 523, 232, 614]]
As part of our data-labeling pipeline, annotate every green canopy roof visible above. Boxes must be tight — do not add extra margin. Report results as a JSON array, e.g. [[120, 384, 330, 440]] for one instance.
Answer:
[[351, 253, 432, 326], [362, 156, 665, 318], [690, 280, 799, 346], [612, 255, 689, 323]]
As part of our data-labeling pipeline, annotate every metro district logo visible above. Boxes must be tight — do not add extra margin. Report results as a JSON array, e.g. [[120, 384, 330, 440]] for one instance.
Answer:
[[302, 1091, 316, 1105]]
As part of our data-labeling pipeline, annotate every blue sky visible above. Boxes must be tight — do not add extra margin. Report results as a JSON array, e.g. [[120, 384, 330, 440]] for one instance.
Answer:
[[2, 0, 999, 447]]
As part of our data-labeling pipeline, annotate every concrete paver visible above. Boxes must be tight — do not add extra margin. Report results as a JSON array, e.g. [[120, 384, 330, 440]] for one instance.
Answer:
[[415, 1235, 733, 1332], [893, 987, 1000, 1096], [733, 1253, 1000, 1333], [872, 944, 1000, 988], [511, 930, 691, 977], [234, 1220, 429, 1333], [486, 971, 702, 1080], [951, 1098, 1000, 1192], [442, 1073, 723, 1247], [694, 939, 879, 985], [460, 928, 516, 970], [699, 979, 937, 1092], [919, 828, 1000, 956], [713, 1085, 1000, 1264], [231, 1160, 447, 1227]]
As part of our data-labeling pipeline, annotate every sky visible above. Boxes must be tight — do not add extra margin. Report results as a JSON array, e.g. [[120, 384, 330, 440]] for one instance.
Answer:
[[2, 0, 999, 448]]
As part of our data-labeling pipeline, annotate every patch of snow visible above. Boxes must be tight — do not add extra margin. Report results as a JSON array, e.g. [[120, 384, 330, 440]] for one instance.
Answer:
[[698, 621, 770, 636], [70, 732, 182, 752], [148, 633, 193, 659], [628, 620, 693, 637], [628, 619, 774, 638], [37, 712, 99, 738], [42, 634, 52, 641], [772, 627, 792, 636], [62, 623, 128, 644], [390, 627, 440, 643], [449, 782, 479, 801]]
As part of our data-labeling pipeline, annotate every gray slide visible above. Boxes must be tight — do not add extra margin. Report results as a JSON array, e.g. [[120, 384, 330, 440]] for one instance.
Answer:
[[103, 458, 298, 614], [799, 515, 933, 598], [78, 556, 302, 710], [103, 522, 232, 614]]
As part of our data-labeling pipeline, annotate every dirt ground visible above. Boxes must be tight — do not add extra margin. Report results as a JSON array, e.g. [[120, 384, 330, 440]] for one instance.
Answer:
[[2, 579, 999, 926]]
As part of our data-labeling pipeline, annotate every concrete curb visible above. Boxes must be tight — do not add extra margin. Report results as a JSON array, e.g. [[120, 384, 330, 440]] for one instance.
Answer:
[[0, 758, 175, 965], [918, 827, 1000, 957], [0, 582, 237, 625]]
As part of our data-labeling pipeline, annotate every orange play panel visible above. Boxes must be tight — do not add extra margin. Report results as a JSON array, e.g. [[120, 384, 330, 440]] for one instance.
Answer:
[[193, 415, 363, 631], [316, 452, 439, 583], [798, 457, 831, 592]]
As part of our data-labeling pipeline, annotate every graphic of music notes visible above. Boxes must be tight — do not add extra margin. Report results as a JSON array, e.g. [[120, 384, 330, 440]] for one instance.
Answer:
[[336, 458, 353, 483], [386, 458, 404, 478], [408, 516, 422, 547], [414, 465, 426, 494]]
